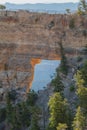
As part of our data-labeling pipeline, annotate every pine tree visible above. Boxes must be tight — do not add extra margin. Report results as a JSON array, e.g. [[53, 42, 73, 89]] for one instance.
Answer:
[[77, 87, 87, 111], [6, 92, 13, 123], [30, 106, 40, 130], [51, 73, 64, 94], [78, 0, 87, 13], [75, 70, 84, 88], [58, 41, 68, 75], [57, 123, 67, 130], [30, 117, 40, 130], [19, 102, 31, 127], [27, 90, 38, 106], [0, 4, 6, 10], [80, 60, 87, 87], [48, 92, 69, 130], [72, 106, 85, 130]]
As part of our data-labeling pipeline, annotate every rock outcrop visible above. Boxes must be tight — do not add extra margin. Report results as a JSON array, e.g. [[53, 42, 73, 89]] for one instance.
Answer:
[[0, 10, 87, 103]]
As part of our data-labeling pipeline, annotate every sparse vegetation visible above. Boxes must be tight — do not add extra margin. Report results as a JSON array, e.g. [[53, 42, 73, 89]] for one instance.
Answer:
[[82, 29, 87, 37], [0, 4, 6, 10], [0, 108, 6, 123], [66, 8, 70, 14], [7, 90, 17, 101], [77, 56, 83, 62], [69, 18, 75, 29], [83, 44, 87, 54], [48, 20, 55, 29]]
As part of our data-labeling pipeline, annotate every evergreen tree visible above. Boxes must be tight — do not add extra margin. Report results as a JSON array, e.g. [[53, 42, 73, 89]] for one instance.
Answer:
[[17, 102, 31, 128], [72, 106, 85, 130], [10, 107, 21, 130], [30, 106, 40, 130], [0, 4, 6, 10], [6, 91, 31, 129], [30, 116, 40, 130], [66, 9, 70, 14], [58, 41, 68, 75], [57, 123, 67, 130], [27, 90, 38, 106], [75, 70, 84, 88], [6, 94, 21, 130], [48, 92, 69, 130], [77, 87, 87, 111], [51, 73, 64, 94], [6, 92, 13, 124], [78, 0, 87, 13], [75, 62, 87, 113], [77, 6, 84, 15], [80, 60, 87, 87], [69, 18, 75, 29]]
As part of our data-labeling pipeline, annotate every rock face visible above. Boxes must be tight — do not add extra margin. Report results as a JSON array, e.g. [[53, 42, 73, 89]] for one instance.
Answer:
[[0, 10, 87, 102], [0, 11, 87, 48]]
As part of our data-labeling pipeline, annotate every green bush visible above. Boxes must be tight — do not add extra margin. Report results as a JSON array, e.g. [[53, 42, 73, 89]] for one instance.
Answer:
[[77, 56, 83, 62], [0, 81, 2, 88], [69, 18, 75, 29], [70, 85, 75, 92], [0, 108, 6, 122], [83, 44, 87, 54], [8, 90, 17, 101], [0, 4, 6, 10], [82, 30, 87, 37], [48, 20, 55, 29]]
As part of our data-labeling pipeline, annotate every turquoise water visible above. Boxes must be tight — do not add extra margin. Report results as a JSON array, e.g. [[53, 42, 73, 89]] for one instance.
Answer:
[[31, 60, 60, 91]]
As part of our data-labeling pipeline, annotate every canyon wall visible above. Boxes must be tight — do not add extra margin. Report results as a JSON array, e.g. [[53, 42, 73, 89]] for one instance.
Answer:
[[0, 10, 87, 103]]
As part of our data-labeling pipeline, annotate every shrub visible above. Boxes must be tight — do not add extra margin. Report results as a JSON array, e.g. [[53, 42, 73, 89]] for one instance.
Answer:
[[0, 108, 6, 122], [0, 4, 6, 10], [83, 44, 87, 54], [70, 85, 75, 92], [0, 81, 2, 88], [35, 17, 39, 23], [48, 20, 55, 29], [77, 56, 83, 62], [8, 90, 17, 101], [69, 18, 75, 29], [82, 30, 87, 37]]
